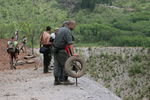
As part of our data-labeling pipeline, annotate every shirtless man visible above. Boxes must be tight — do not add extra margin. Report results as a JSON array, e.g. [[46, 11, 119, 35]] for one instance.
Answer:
[[40, 26, 52, 73]]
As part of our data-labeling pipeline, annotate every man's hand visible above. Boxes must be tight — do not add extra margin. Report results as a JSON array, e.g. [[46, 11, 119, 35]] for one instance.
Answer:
[[74, 54, 79, 57]]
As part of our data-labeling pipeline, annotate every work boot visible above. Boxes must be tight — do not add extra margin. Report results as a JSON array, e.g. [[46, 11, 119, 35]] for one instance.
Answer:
[[13, 66, 16, 69], [63, 80, 75, 85], [59, 76, 64, 82], [54, 81, 62, 85], [43, 71, 49, 74], [54, 77, 62, 85], [64, 76, 68, 81], [63, 76, 75, 85]]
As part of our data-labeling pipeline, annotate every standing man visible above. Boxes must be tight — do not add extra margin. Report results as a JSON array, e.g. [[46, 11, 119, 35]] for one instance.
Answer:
[[53, 21, 76, 85], [40, 26, 52, 73], [7, 36, 19, 69], [20, 36, 27, 53], [15, 31, 19, 41]]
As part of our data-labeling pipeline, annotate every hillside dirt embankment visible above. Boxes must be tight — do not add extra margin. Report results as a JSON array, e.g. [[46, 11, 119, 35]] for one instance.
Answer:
[[0, 39, 40, 71], [76, 47, 150, 100]]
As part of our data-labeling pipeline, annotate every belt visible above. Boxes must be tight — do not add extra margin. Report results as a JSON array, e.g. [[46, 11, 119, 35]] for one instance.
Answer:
[[43, 45, 51, 47], [53, 45, 64, 50]]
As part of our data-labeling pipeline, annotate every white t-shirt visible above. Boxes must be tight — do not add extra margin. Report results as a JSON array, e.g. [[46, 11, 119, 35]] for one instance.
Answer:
[[50, 33, 55, 40]]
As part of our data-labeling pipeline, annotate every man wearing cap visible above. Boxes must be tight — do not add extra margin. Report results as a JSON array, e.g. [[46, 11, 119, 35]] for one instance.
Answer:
[[53, 21, 76, 85]]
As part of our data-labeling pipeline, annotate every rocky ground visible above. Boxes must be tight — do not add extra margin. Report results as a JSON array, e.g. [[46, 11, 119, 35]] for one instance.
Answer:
[[0, 39, 121, 100], [0, 67, 121, 100]]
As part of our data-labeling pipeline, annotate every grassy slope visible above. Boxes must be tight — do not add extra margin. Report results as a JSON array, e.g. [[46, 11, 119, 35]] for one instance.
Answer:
[[79, 47, 150, 100]]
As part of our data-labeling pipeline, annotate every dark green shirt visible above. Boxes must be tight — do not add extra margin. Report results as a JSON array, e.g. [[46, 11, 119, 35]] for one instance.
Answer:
[[54, 27, 73, 49]]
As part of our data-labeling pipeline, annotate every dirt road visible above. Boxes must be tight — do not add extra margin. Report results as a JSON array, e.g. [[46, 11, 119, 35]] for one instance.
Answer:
[[0, 67, 121, 100]]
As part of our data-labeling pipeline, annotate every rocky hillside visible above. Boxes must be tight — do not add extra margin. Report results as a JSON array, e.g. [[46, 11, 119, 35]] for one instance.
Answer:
[[0, 39, 40, 70], [76, 47, 150, 100]]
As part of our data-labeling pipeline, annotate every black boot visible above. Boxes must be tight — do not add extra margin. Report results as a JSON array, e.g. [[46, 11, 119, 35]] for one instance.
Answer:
[[64, 76, 68, 81], [59, 75, 64, 82], [54, 77, 62, 85]]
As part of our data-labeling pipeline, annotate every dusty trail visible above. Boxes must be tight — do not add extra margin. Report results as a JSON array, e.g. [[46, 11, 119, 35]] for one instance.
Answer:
[[0, 67, 121, 100]]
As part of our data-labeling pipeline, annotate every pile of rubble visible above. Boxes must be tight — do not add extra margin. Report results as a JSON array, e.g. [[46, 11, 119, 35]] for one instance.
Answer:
[[0, 39, 41, 70]]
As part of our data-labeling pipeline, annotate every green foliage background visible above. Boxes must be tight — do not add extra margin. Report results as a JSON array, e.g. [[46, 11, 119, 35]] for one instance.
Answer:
[[0, 0, 150, 47]]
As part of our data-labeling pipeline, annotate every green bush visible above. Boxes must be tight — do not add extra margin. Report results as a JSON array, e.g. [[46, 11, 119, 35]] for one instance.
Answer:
[[132, 55, 142, 62], [75, 23, 122, 42], [129, 62, 145, 76], [112, 11, 150, 35], [111, 36, 150, 47]]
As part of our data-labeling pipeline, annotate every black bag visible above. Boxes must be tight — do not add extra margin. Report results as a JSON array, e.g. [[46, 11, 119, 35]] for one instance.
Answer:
[[39, 47, 48, 54]]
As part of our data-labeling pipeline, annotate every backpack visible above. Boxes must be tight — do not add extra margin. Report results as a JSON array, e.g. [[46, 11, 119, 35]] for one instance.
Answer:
[[7, 41, 16, 53]]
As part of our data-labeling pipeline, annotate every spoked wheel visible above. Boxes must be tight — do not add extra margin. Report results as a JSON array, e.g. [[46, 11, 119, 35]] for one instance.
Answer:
[[65, 56, 86, 78]]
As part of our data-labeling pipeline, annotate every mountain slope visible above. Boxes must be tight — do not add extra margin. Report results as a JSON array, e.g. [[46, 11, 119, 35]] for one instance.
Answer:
[[0, 0, 150, 47]]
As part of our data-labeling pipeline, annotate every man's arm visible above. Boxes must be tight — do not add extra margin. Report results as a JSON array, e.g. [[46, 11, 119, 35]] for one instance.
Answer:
[[64, 30, 74, 55], [16, 43, 19, 49], [68, 44, 74, 56], [7, 41, 10, 48], [40, 32, 43, 48]]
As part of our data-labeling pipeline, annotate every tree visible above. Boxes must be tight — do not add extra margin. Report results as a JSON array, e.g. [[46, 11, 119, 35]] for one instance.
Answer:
[[81, 0, 96, 10], [96, 0, 112, 5]]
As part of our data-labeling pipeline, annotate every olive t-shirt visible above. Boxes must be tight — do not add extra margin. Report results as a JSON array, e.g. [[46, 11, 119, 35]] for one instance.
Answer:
[[8, 41, 18, 48]]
